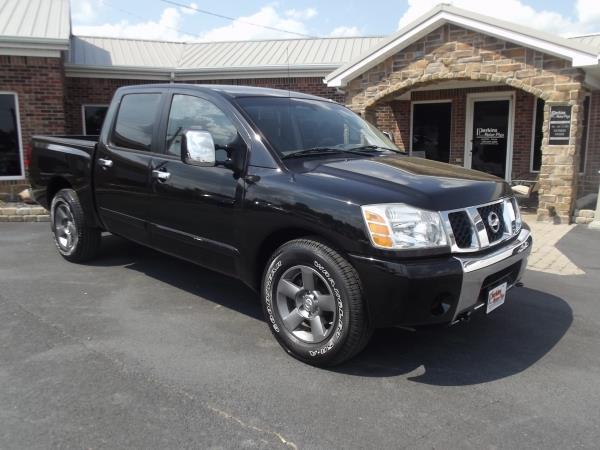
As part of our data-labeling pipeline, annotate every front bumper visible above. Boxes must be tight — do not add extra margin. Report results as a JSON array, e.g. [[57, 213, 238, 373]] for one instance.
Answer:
[[349, 226, 532, 328]]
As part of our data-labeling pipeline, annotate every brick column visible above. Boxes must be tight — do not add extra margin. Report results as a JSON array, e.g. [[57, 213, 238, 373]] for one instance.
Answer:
[[537, 98, 583, 223]]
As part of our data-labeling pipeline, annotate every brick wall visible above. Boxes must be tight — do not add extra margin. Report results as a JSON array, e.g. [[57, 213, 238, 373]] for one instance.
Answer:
[[0, 55, 66, 196], [373, 101, 410, 149], [374, 85, 536, 179], [65, 76, 343, 134]]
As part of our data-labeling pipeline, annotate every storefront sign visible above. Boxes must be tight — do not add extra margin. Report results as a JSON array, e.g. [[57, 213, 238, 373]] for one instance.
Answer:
[[475, 127, 505, 146], [549, 105, 571, 145]]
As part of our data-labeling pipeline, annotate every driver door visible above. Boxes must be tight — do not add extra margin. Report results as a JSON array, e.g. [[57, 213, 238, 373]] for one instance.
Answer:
[[148, 92, 247, 275]]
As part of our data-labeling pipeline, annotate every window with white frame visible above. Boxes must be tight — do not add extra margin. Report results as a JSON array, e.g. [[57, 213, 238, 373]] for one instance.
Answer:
[[531, 95, 590, 174], [530, 97, 544, 172], [82, 104, 109, 135], [579, 95, 591, 174], [0, 93, 24, 179]]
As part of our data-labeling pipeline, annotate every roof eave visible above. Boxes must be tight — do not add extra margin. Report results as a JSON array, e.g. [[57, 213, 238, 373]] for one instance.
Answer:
[[64, 63, 341, 80], [64, 64, 174, 80], [0, 36, 70, 57]]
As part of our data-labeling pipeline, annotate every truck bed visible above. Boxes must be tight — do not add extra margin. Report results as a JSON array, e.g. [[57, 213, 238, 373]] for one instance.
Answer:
[[29, 135, 100, 226]]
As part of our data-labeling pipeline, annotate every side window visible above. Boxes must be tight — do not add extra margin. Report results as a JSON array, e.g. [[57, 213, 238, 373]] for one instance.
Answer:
[[82, 105, 108, 135], [111, 93, 161, 151], [166, 94, 238, 156]]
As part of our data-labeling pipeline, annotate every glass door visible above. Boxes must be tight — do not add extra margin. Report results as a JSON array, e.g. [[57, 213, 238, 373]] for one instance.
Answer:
[[411, 102, 451, 163], [466, 97, 512, 179]]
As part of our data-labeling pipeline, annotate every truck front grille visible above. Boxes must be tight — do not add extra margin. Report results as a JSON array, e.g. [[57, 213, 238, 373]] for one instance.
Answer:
[[448, 212, 472, 248], [477, 202, 505, 243], [442, 198, 521, 253]]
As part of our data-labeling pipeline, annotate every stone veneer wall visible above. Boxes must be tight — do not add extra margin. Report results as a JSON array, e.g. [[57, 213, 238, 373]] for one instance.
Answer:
[[345, 23, 587, 222], [0, 55, 66, 197]]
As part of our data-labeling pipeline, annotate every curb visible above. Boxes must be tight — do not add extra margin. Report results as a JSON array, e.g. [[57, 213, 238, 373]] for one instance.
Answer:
[[0, 205, 50, 222]]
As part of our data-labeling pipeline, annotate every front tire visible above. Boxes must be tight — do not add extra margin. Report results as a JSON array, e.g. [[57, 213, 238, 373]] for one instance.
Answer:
[[262, 239, 372, 367], [50, 188, 101, 262]]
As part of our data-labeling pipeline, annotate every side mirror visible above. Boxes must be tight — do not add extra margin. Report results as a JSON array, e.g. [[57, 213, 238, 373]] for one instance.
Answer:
[[181, 129, 216, 167], [382, 131, 395, 143]]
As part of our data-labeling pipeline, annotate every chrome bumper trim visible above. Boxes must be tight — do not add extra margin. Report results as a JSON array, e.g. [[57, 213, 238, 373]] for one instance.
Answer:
[[452, 227, 532, 319]]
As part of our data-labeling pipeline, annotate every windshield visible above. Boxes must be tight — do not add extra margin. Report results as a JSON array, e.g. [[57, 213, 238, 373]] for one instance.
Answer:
[[236, 97, 399, 157]]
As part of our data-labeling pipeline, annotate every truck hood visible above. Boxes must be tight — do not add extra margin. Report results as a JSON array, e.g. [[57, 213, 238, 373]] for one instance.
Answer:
[[291, 154, 512, 211]]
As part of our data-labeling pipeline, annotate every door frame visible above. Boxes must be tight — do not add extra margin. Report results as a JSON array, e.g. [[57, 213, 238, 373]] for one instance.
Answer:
[[409, 99, 452, 159], [464, 91, 515, 181]]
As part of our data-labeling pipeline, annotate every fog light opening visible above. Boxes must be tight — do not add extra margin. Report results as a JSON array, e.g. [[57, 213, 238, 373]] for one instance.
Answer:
[[431, 296, 452, 317]]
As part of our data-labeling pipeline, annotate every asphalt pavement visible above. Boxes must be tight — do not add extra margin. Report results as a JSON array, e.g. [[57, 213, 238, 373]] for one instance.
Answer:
[[1, 222, 599, 449]]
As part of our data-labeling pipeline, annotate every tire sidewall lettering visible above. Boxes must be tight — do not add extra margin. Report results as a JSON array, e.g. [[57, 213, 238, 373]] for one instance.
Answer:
[[264, 249, 350, 360], [264, 259, 282, 333], [308, 260, 344, 357]]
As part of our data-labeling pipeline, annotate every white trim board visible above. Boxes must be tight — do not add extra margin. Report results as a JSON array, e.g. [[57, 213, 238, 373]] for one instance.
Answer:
[[0, 91, 25, 181], [464, 91, 515, 181]]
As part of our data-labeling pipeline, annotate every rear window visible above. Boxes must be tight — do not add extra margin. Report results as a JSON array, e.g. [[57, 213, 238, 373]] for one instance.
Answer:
[[111, 93, 161, 151]]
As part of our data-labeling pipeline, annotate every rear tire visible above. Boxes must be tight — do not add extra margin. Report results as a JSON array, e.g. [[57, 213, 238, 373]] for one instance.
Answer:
[[262, 238, 372, 367], [50, 188, 101, 262]]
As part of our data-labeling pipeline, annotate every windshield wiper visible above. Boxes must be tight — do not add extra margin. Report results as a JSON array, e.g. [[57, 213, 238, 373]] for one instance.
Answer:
[[347, 144, 402, 153], [282, 146, 391, 159], [282, 147, 351, 159]]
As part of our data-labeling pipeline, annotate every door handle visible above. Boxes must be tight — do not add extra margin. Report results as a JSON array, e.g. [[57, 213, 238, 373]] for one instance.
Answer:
[[152, 169, 171, 182], [98, 158, 113, 168]]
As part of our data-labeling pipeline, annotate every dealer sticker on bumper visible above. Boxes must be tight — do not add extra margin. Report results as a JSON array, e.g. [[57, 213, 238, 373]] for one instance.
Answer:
[[486, 282, 507, 314]]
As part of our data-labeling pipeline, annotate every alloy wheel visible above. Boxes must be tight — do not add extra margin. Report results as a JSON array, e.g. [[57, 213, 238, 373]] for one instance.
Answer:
[[53, 200, 78, 252], [275, 265, 337, 343]]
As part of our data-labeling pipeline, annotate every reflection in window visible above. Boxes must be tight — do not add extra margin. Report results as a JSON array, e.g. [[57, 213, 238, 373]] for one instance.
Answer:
[[236, 97, 397, 156], [112, 94, 161, 151], [411, 102, 451, 163], [83, 105, 108, 135], [166, 95, 238, 156], [531, 98, 544, 172], [0, 94, 22, 178], [579, 95, 590, 173]]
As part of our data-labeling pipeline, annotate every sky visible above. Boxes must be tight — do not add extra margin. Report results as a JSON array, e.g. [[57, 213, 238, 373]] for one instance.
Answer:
[[70, 0, 600, 42]]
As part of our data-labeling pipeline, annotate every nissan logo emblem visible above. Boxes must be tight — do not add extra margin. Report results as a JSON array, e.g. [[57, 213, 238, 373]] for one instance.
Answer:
[[487, 211, 501, 233]]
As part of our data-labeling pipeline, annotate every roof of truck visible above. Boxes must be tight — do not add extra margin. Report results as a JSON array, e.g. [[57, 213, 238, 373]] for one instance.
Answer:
[[119, 83, 336, 102]]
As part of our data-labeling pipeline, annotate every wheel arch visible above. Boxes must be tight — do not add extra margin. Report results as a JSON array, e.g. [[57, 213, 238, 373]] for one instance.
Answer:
[[252, 227, 349, 292], [46, 177, 72, 207]]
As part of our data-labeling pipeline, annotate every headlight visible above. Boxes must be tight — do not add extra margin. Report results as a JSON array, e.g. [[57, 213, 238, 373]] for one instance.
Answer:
[[361, 204, 448, 250]]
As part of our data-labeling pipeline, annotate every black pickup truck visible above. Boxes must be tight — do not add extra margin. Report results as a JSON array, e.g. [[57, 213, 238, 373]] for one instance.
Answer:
[[29, 84, 532, 366]]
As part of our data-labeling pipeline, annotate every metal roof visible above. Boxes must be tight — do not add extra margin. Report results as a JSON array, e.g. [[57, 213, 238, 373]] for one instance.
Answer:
[[69, 36, 185, 68], [0, 0, 70, 42], [179, 37, 384, 69], [65, 35, 384, 79]]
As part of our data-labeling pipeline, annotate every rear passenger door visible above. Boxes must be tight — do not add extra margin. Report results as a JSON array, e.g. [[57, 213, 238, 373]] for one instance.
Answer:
[[94, 91, 165, 245], [148, 92, 248, 275]]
